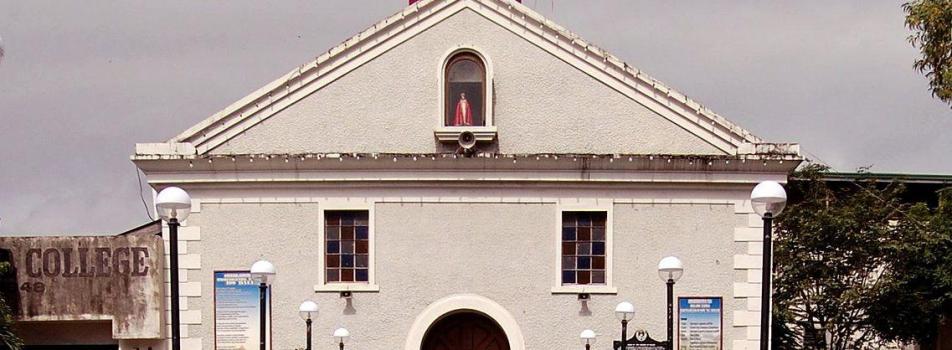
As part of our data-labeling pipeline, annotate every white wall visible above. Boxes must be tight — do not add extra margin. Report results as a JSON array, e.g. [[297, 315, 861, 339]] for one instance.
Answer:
[[180, 183, 749, 350], [210, 9, 724, 156]]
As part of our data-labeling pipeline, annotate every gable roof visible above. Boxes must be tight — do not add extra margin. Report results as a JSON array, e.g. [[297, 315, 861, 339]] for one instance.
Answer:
[[164, 0, 791, 157]]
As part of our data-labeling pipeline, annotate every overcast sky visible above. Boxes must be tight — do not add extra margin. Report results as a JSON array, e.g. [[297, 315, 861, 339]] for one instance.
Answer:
[[0, 1, 949, 235]]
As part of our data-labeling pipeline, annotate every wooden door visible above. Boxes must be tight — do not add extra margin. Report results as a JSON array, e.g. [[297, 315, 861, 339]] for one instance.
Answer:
[[421, 312, 510, 350]]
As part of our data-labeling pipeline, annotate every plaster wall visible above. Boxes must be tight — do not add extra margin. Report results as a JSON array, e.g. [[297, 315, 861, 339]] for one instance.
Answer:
[[188, 186, 742, 350], [210, 9, 724, 156]]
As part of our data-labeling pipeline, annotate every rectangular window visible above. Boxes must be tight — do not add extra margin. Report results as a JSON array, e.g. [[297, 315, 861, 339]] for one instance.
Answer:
[[561, 211, 607, 285], [324, 210, 370, 283]]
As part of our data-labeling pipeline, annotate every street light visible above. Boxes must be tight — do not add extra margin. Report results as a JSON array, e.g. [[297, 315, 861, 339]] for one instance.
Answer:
[[250, 260, 275, 350], [750, 180, 787, 350], [658, 256, 684, 350], [334, 327, 350, 350], [580, 329, 596, 350], [615, 301, 635, 350], [155, 186, 191, 350], [299, 301, 318, 350]]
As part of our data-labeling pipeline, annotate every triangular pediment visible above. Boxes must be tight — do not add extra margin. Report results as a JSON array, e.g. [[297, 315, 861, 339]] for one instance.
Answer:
[[162, 0, 793, 158]]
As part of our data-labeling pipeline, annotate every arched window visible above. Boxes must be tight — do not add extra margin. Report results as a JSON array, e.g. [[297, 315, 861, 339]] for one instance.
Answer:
[[444, 53, 486, 127]]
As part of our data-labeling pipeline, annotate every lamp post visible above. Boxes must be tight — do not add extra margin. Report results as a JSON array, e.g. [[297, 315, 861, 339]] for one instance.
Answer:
[[250, 260, 275, 350], [658, 256, 684, 350], [334, 327, 350, 350], [750, 181, 787, 350], [298, 301, 318, 350], [580, 329, 596, 350], [155, 187, 192, 350], [615, 301, 635, 350]]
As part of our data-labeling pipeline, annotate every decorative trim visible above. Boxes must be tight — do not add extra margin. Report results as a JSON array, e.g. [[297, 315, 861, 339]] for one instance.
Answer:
[[170, 197, 741, 206], [434, 126, 498, 142], [161, 221, 203, 348], [550, 285, 618, 294], [314, 283, 380, 293], [404, 294, 526, 350], [139, 168, 792, 186], [732, 199, 767, 348]]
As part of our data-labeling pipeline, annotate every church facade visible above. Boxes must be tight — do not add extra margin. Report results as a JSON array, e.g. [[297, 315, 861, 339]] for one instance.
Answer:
[[133, 0, 801, 349]]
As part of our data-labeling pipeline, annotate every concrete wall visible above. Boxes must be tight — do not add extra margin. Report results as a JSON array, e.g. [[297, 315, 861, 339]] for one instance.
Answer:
[[176, 183, 757, 350], [210, 8, 724, 156], [0, 225, 165, 340]]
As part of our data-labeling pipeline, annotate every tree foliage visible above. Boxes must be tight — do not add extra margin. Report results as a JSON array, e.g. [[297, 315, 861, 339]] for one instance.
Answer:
[[772, 165, 952, 349], [867, 188, 952, 348], [903, 0, 952, 106], [0, 261, 21, 350], [773, 165, 905, 349]]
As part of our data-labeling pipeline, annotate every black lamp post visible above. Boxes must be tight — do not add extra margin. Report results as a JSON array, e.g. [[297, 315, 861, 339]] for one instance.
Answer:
[[334, 328, 350, 350], [155, 187, 192, 350], [250, 260, 275, 350], [615, 301, 635, 349], [658, 256, 684, 350], [299, 301, 318, 350], [750, 181, 787, 350], [580, 329, 596, 350]]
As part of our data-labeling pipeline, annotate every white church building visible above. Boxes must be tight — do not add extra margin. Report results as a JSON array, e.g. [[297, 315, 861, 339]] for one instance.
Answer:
[[133, 0, 802, 349]]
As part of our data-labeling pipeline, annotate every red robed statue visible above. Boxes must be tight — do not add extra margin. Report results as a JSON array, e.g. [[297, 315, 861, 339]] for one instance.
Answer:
[[453, 92, 473, 126]]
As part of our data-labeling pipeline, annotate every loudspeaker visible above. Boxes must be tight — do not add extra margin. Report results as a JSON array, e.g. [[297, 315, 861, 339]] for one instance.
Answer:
[[458, 131, 477, 150]]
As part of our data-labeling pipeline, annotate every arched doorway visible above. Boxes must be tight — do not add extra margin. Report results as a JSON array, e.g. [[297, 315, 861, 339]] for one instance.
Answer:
[[421, 312, 510, 350]]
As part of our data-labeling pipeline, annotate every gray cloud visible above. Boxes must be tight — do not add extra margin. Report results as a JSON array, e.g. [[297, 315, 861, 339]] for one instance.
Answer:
[[0, 0, 949, 235]]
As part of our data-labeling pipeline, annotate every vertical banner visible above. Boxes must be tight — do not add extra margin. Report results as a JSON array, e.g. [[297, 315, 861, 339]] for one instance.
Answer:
[[678, 297, 722, 350], [214, 271, 271, 350]]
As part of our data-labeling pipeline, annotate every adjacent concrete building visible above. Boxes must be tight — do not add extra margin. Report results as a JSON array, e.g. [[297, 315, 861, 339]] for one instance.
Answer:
[[0, 221, 165, 350], [130, 1, 802, 349]]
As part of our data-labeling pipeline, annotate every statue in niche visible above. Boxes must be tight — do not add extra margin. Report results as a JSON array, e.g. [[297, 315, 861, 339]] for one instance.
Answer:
[[453, 92, 473, 126], [445, 53, 485, 126]]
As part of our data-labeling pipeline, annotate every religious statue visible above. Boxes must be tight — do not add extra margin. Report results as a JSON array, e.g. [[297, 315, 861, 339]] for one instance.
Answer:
[[453, 92, 473, 126]]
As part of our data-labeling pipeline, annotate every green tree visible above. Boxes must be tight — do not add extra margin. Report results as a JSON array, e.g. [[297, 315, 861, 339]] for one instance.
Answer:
[[773, 165, 952, 349], [903, 0, 952, 106], [0, 261, 21, 350], [867, 189, 952, 349], [772, 165, 908, 349]]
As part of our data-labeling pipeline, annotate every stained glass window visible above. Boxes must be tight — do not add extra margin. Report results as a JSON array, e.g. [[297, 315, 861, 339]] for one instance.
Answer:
[[561, 211, 607, 285], [325, 210, 370, 283]]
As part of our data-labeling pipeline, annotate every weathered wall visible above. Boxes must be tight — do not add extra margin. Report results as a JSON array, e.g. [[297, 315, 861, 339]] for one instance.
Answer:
[[187, 185, 743, 350], [0, 223, 165, 340], [14, 321, 116, 346], [210, 8, 724, 156]]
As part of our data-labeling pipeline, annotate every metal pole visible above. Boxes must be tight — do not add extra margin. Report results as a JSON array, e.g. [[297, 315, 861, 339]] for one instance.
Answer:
[[667, 279, 675, 350], [260, 283, 267, 350], [305, 318, 312, 350], [760, 213, 773, 350], [168, 218, 181, 350], [621, 319, 628, 350]]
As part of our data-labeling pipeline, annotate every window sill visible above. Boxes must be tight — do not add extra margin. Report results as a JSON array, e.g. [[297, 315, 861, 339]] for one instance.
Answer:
[[551, 285, 618, 295], [434, 126, 497, 142], [314, 283, 380, 293]]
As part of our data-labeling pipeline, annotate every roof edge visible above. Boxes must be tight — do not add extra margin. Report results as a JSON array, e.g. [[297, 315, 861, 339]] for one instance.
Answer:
[[165, 0, 779, 156]]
